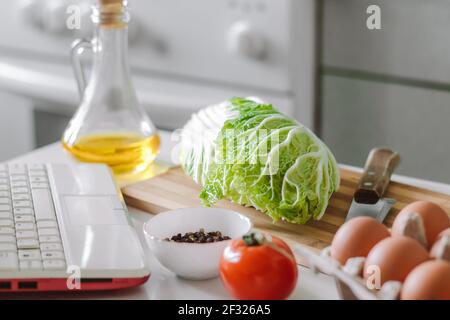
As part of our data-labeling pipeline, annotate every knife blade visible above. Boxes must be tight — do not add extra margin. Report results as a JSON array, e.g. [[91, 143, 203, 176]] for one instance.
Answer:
[[345, 148, 400, 222]]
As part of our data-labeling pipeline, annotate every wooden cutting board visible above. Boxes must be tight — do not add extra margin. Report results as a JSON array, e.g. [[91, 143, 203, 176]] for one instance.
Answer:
[[122, 167, 450, 254]]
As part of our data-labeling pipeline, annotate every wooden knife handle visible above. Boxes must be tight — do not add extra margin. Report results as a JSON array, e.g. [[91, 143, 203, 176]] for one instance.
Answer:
[[354, 148, 400, 204]]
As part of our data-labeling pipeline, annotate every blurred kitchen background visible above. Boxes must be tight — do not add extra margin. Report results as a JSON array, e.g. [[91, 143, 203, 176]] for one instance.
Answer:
[[0, 0, 449, 183]]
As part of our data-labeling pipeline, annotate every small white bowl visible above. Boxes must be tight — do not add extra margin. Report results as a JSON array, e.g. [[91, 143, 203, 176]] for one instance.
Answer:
[[143, 207, 252, 280]]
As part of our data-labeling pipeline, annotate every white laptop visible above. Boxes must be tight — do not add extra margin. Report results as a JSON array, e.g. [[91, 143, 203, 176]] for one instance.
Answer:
[[0, 163, 149, 292]]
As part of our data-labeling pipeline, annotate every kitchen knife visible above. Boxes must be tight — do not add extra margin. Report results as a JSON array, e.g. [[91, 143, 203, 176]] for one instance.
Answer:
[[345, 148, 400, 222]]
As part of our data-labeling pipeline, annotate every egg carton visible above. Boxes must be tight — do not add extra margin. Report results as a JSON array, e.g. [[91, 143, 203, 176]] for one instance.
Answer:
[[295, 245, 404, 300], [293, 210, 450, 300]]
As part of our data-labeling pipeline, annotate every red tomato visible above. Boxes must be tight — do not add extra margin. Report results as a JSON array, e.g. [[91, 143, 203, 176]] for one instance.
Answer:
[[220, 233, 298, 300]]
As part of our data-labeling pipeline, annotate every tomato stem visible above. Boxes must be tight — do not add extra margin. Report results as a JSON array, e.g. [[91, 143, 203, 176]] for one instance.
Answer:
[[243, 232, 265, 246], [243, 232, 296, 262]]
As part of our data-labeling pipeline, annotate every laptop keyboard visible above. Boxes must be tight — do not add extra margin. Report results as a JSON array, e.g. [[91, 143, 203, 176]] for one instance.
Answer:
[[0, 164, 66, 272]]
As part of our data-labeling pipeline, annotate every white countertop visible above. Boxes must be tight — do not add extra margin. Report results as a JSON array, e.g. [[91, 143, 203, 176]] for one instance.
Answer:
[[2, 130, 449, 300]]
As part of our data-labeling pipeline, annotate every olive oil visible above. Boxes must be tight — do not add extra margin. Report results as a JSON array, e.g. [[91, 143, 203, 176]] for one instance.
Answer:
[[63, 133, 160, 176]]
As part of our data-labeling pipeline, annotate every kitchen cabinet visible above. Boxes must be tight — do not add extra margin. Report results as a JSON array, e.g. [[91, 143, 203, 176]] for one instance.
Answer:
[[323, 0, 450, 85], [0, 91, 34, 160], [321, 0, 450, 184], [322, 75, 450, 183]]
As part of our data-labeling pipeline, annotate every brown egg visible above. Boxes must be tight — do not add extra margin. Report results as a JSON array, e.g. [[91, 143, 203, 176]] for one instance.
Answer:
[[330, 217, 390, 265], [364, 236, 429, 285], [401, 260, 450, 300], [392, 201, 450, 246]]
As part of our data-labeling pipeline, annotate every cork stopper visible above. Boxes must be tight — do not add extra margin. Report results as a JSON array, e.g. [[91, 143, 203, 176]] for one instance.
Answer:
[[96, 0, 128, 28], [99, 0, 124, 6]]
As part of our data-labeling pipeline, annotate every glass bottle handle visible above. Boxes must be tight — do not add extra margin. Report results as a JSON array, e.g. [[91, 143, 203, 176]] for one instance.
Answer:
[[71, 38, 93, 97]]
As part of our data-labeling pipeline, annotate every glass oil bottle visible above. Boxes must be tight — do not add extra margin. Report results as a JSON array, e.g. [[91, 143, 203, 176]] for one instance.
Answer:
[[62, 0, 160, 180]]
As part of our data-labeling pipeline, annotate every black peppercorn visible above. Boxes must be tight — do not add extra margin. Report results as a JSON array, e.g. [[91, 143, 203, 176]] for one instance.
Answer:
[[165, 229, 231, 243]]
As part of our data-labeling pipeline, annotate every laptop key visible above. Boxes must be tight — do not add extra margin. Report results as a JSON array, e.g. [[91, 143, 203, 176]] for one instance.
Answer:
[[16, 230, 38, 240], [0, 227, 14, 235], [0, 235, 16, 243], [12, 194, 30, 201], [43, 259, 65, 270], [29, 170, 46, 177], [0, 204, 11, 211], [39, 235, 60, 243], [28, 164, 45, 171], [8, 164, 26, 175], [41, 251, 64, 260], [12, 200, 32, 208], [11, 175, 27, 181], [14, 208, 34, 215], [38, 228, 59, 237], [40, 243, 62, 251], [15, 215, 35, 223], [31, 183, 49, 189], [17, 239, 39, 249], [20, 260, 42, 270], [31, 189, 56, 221], [0, 252, 18, 271], [0, 220, 13, 227], [11, 181, 27, 188], [30, 177, 48, 183], [37, 221, 58, 229], [11, 187, 29, 194], [9, 163, 26, 169], [0, 243, 17, 252], [15, 222, 36, 231], [18, 249, 41, 260], [0, 212, 13, 220]]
